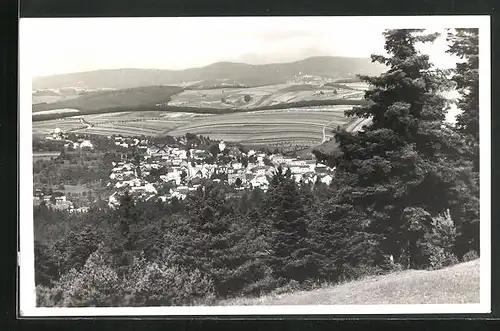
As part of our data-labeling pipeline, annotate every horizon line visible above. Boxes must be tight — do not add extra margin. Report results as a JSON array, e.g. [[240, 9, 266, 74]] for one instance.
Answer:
[[32, 55, 377, 80]]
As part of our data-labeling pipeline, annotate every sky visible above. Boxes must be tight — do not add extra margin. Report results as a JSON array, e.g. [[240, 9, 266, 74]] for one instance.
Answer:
[[19, 16, 468, 78]]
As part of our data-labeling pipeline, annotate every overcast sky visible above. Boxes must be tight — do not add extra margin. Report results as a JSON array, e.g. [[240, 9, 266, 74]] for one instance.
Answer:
[[20, 16, 470, 77]]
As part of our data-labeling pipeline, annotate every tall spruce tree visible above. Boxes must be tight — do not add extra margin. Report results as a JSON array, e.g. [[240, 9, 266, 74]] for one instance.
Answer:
[[447, 28, 479, 171], [445, 28, 480, 255], [330, 29, 478, 267], [265, 166, 317, 282]]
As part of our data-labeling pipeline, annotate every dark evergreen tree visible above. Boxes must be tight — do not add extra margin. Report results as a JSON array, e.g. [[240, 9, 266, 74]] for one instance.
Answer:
[[265, 167, 317, 282], [446, 28, 480, 255], [447, 28, 479, 171], [329, 29, 478, 268]]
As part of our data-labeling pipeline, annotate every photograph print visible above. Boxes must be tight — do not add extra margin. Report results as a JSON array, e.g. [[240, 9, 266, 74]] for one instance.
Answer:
[[18, 15, 491, 316]]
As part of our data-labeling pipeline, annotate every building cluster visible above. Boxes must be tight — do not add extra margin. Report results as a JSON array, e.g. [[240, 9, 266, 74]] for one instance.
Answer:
[[45, 128, 95, 150], [32, 189, 90, 213], [107, 137, 335, 208], [34, 132, 336, 211]]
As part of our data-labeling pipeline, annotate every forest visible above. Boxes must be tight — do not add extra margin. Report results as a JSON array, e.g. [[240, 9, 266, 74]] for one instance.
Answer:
[[34, 28, 480, 307]]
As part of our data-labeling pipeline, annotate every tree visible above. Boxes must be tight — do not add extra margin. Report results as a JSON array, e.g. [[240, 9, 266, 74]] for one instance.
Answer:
[[180, 170, 187, 183], [209, 143, 220, 158], [235, 177, 242, 187], [447, 28, 479, 171], [329, 29, 478, 268], [265, 166, 317, 282], [244, 95, 251, 103]]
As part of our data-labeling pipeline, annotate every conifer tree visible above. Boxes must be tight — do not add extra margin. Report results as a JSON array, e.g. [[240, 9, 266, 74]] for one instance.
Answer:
[[446, 28, 480, 254], [266, 167, 317, 282], [330, 29, 478, 267], [447, 28, 479, 171]]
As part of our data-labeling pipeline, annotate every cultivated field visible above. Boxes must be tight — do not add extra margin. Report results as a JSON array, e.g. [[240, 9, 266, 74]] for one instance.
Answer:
[[31, 81, 369, 146], [32, 117, 88, 136], [169, 84, 362, 110], [343, 82, 370, 90], [32, 108, 81, 116], [32, 111, 212, 137], [219, 260, 480, 305], [167, 106, 352, 146]]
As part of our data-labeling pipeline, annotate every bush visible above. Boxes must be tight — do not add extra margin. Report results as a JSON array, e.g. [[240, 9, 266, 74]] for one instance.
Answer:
[[273, 279, 302, 295], [121, 253, 216, 306], [462, 250, 479, 262], [423, 209, 459, 269], [428, 246, 459, 270], [37, 250, 121, 307]]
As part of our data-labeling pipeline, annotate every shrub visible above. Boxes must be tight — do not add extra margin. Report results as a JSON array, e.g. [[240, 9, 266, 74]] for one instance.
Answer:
[[273, 279, 302, 295], [429, 209, 457, 252], [428, 246, 459, 270], [239, 266, 279, 297], [121, 254, 216, 306], [36, 285, 58, 307], [423, 209, 459, 270], [38, 250, 121, 307], [462, 250, 479, 262]]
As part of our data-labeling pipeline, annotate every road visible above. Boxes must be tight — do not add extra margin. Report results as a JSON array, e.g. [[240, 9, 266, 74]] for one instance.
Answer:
[[321, 116, 372, 143]]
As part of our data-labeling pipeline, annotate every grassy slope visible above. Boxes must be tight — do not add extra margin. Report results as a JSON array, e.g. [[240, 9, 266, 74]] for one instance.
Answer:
[[220, 260, 480, 305]]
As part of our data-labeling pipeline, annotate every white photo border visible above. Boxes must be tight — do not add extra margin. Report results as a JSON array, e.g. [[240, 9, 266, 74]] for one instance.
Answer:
[[18, 15, 491, 316]]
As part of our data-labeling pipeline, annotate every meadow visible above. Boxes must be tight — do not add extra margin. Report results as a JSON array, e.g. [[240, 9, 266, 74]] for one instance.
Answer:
[[219, 260, 480, 305]]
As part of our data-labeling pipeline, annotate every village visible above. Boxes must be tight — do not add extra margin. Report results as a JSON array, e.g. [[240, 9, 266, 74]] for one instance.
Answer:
[[34, 128, 336, 212]]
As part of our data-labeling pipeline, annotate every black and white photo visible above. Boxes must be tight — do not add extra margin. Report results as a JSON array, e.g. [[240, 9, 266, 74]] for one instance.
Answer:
[[18, 16, 491, 316]]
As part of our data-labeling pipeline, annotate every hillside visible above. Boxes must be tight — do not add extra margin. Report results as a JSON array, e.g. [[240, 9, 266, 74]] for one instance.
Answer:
[[32, 85, 184, 117], [220, 260, 480, 305], [32, 56, 386, 90]]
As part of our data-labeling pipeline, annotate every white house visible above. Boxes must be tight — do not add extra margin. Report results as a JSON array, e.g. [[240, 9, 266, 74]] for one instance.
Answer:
[[80, 140, 94, 149], [231, 162, 243, 170], [55, 195, 67, 203], [219, 140, 227, 152], [320, 174, 333, 186], [250, 175, 269, 190]]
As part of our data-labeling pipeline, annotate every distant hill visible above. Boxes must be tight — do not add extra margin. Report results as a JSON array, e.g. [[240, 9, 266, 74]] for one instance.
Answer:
[[33, 56, 386, 90]]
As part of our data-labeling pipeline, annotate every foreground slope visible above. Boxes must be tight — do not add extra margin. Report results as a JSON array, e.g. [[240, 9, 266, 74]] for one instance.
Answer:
[[220, 260, 480, 305]]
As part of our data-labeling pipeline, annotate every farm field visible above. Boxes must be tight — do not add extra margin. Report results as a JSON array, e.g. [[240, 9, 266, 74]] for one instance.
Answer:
[[31, 81, 369, 145], [167, 106, 352, 146], [169, 83, 361, 110], [32, 117, 88, 136], [33, 151, 61, 161], [32, 111, 213, 137], [343, 82, 370, 90], [32, 108, 81, 116]]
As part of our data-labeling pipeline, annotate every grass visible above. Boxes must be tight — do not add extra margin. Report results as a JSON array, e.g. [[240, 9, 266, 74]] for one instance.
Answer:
[[219, 260, 480, 305]]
